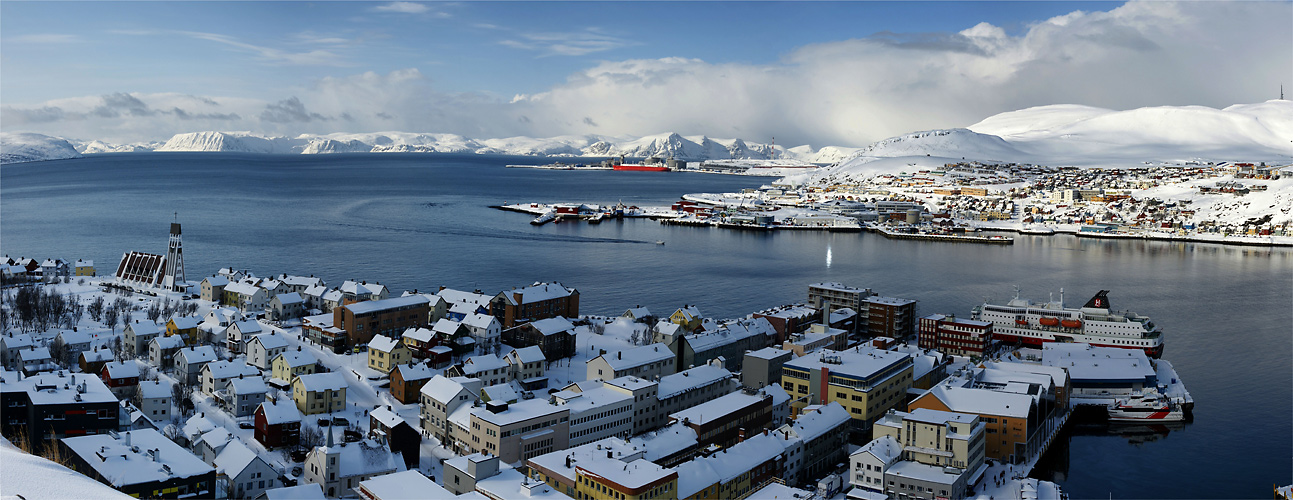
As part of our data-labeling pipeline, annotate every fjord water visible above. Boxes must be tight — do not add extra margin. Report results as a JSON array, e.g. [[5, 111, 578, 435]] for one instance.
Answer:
[[3, 153, 1290, 497]]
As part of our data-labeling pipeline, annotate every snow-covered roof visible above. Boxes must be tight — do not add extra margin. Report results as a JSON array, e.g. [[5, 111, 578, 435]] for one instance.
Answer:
[[436, 288, 493, 307], [274, 292, 304, 305], [61, 429, 214, 486], [553, 386, 632, 414], [169, 316, 201, 330], [75, 259, 95, 267], [596, 343, 673, 371], [343, 295, 428, 315], [204, 360, 259, 379], [202, 275, 230, 287], [983, 360, 1069, 386], [481, 381, 525, 403], [507, 345, 546, 364], [921, 383, 1034, 419], [502, 282, 575, 305], [294, 372, 347, 392], [0, 435, 133, 499], [886, 460, 963, 484], [257, 399, 302, 425], [274, 349, 317, 368], [677, 432, 788, 497], [744, 347, 791, 360], [809, 282, 865, 292], [103, 361, 140, 379], [126, 321, 164, 336], [138, 380, 170, 399], [670, 392, 765, 426], [639, 423, 699, 463], [20, 347, 51, 362], [463, 313, 498, 330], [657, 365, 733, 399], [783, 347, 911, 379], [402, 327, 434, 343], [390, 364, 437, 385], [755, 304, 818, 319], [852, 434, 902, 464], [229, 376, 268, 395], [462, 354, 507, 374], [475, 467, 565, 500], [224, 281, 263, 296], [577, 458, 675, 490], [1040, 343, 1153, 383], [150, 335, 185, 350], [442, 453, 497, 479], [262, 483, 326, 500], [177, 346, 217, 364], [782, 402, 850, 442], [2, 333, 36, 349], [370, 406, 406, 429], [181, 415, 217, 441], [1, 371, 118, 405], [432, 318, 463, 335], [368, 335, 402, 353], [281, 276, 323, 288], [213, 440, 261, 478], [419, 375, 474, 403], [527, 316, 575, 335], [81, 349, 115, 363], [684, 318, 773, 351], [231, 320, 262, 334], [470, 397, 566, 427], [623, 306, 652, 319], [313, 440, 401, 477], [321, 290, 345, 302], [55, 329, 94, 345], [359, 470, 449, 499], [864, 295, 917, 307], [302, 284, 328, 297]]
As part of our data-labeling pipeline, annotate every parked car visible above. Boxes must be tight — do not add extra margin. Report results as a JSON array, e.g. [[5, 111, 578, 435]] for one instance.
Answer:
[[238, 421, 254, 430], [318, 417, 331, 427], [331, 417, 349, 426]]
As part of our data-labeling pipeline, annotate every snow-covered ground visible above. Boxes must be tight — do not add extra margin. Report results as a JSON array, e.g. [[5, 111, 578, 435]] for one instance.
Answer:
[[0, 132, 80, 164]]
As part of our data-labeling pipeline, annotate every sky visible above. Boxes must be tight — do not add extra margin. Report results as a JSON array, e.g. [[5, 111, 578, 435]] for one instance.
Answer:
[[1, 1, 1289, 148]]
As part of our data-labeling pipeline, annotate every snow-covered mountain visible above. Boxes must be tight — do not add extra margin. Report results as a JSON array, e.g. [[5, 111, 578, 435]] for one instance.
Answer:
[[77, 140, 160, 154], [0, 132, 81, 164], [156, 131, 303, 154]]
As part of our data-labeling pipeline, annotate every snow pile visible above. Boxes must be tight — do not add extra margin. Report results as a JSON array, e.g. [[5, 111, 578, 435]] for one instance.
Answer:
[[0, 437, 132, 499], [0, 132, 81, 164]]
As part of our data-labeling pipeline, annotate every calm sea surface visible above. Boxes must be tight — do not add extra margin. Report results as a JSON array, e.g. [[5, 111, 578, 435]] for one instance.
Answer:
[[3, 153, 1290, 498]]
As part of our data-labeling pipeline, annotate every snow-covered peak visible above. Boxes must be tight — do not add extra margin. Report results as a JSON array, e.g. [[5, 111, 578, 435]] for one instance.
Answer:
[[0, 132, 81, 164], [156, 131, 303, 154]]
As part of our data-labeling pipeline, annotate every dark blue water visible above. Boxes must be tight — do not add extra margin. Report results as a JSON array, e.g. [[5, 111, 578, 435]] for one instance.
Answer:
[[3, 153, 1290, 498]]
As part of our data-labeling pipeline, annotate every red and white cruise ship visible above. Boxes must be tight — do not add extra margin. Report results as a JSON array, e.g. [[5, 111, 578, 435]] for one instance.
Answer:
[[971, 289, 1164, 358]]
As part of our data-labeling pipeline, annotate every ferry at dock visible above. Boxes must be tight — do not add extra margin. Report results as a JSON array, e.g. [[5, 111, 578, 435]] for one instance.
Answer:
[[972, 289, 1164, 358], [1106, 391, 1185, 423]]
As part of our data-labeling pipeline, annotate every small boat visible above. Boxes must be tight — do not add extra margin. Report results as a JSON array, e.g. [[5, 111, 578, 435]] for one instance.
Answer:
[[655, 240, 666, 245], [531, 210, 557, 225], [1061, 319, 1082, 328], [1038, 316, 1060, 327], [1107, 391, 1185, 423], [587, 213, 605, 224]]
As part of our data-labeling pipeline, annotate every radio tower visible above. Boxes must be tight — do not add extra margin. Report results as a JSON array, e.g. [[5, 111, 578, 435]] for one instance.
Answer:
[[162, 213, 186, 292]]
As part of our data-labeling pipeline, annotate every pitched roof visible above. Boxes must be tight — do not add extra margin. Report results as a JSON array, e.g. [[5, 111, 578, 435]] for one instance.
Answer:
[[229, 377, 268, 395], [419, 375, 474, 403], [597, 343, 673, 371], [224, 281, 263, 296], [231, 320, 263, 334], [204, 360, 259, 379], [343, 295, 428, 315], [507, 346, 546, 364], [528, 317, 575, 335], [213, 440, 262, 478], [432, 318, 463, 335], [392, 363, 436, 382], [126, 321, 164, 336], [262, 484, 326, 500], [368, 335, 402, 353], [177, 346, 217, 364], [273, 349, 317, 368], [462, 313, 498, 330], [274, 292, 304, 305], [139, 380, 171, 399], [402, 327, 435, 343], [257, 399, 302, 425], [501, 282, 575, 305], [852, 434, 902, 464], [104, 361, 141, 379], [462, 355, 507, 375], [150, 335, 185, 350], [294, 372, 347, 392], [168, 316, 201, 330], [61, 429, 213, 486]]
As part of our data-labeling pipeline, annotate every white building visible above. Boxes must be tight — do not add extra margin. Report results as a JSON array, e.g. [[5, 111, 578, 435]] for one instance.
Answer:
[[214, 440, 279, 499], [247, 332, 290, 371]]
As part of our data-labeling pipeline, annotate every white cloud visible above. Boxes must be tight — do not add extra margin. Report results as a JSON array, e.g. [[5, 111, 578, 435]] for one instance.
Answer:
[[499, 29, 634, 57], [2, 1, 1288, 147], [373, 2, 440, 15]]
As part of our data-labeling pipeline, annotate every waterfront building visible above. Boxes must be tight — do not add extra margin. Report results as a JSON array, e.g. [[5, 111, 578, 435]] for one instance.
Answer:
[[668, 305, 704, 332], [864, 296, 918, 339], [918, 314, 994, 357], [781, 347, 914, 438], [333, 295, 430, 348]]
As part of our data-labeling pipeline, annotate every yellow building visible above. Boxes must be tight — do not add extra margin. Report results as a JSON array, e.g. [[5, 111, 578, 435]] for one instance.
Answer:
[[668, 306, 703, 332], [166, 316, 202, 346], [574, 459, 678, 500], [272, 349, 318, 383], [366, 335, 411, 374], [291, 372, 347, 415], [74, 259, 95, 276], [780, 348, 913, 436]]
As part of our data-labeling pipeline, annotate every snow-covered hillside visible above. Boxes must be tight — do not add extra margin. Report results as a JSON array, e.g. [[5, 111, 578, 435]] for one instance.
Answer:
[[155, 131, 303, 154], [78, 140, 159, 154], [0, 132, 81, 164]]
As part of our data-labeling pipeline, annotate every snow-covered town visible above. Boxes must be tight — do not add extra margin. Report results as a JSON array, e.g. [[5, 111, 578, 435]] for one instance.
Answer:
[[0, 229, 1209, 500]]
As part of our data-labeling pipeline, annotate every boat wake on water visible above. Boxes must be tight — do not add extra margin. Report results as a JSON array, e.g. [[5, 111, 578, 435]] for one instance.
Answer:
[[329, 221, 655, 245]]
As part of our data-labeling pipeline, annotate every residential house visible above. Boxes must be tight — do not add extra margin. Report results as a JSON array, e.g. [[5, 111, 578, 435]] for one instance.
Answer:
[[500, 317, 577, 360], [214, 440, 279, 499], [490, 282, 579, 329], [400, 327, 437, 359], [148, 335, 185, 370], [123, 321, 164, 359], [226, 320, 264, 355], [369, 406, 421, 469], [247, 332, 290, 372], [19, 346, 57, 376], [175, 346, 217, 386], [53, 329, 98, 363], [100, 361, 141, 399], [301, 285, 329, 312], [448, 354, 510, 386], [301, 313, 346, 354], [366, 335, 411, 374], [338, 280, 389, 302], [462, 313, 502, 354], [503, 346, 547, 390], [200, 360, 260, 398], [1, 333, 38, 370], [621, 306, 652, 321], [74, 259, 96, 276], [291, 372, 347, 415], [79, 348, 115, 375], [224, 281, 270, 316], [200, 275, 230, 303], [849, 435, 902, 496], [279, 275, 325, 295], [303, 440, 402, 498], [270, 348, 318, 385], [254, 398, 302, 449], [221, 376, 269, 417], [60, 429, 216, 499], [431, 318, 472, 355], [166, 316, 203, 346], [268, 293, 306, 322], [136, 379, 172, 423], [418, 375, 482, 444], [389, 363, 435, 404], [668, 305, 704, 332]]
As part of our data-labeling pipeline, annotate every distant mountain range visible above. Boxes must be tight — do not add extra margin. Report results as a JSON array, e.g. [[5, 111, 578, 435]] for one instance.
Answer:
[[4, 101, 1290, 166]]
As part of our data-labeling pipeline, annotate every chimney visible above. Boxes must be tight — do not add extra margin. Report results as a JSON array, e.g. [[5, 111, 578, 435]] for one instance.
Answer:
[[607, 450, 614, 459], [617, 352, 621, 360]]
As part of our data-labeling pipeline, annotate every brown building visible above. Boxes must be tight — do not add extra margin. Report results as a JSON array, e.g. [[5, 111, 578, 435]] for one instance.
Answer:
[[254, 399, 302, 450], [501, 317, 577, 360], [491, 282, 578, 328], [668, 390, 773, 451], [333, 296, 431, 348], [918, 314, 993, 357], [389, 363, 436, 404], [864, 296, 917, 339], [751, 304, 818, 343]]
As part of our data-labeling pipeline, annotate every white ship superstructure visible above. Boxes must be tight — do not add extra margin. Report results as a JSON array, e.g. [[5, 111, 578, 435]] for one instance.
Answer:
[[972, 289, 1164, 358]]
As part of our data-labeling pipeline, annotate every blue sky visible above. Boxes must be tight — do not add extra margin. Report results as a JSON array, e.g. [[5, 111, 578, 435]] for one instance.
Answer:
[[2, 1, 1288, 146]]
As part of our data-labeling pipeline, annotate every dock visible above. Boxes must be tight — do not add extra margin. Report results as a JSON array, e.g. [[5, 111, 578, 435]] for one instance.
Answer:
[[868, 224, 1014, 244]]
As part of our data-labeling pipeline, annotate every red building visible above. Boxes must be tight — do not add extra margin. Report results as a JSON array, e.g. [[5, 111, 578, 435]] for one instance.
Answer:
[[254, 399, 302, 449], [490, 282, 579, 329], [99, 361, 139, 398], [918, 314, 994, 357], [389, 363, 436, 405]]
